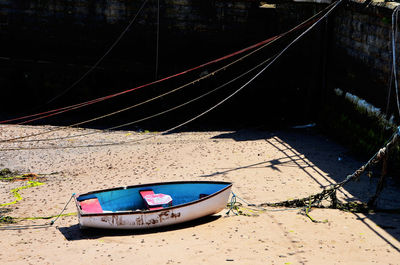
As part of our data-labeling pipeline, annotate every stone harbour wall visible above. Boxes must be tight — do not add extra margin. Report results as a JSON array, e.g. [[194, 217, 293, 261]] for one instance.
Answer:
[[329, 0, 400, 113], [0, 0, 325, 116], [0, 0, 256, 32], [4, 0, 400, 126], [1, 1, 399, 107]]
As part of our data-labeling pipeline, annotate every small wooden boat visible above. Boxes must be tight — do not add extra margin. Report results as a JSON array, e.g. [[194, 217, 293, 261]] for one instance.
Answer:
[[73, 181, 232, 229]]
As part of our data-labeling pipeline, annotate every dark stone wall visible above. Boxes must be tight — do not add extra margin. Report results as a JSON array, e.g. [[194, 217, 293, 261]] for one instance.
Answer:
[[0, 1, 328, 128], [3, 1, 399, 126], [329, 0, 400, 117], [320, 0, 400, 164]]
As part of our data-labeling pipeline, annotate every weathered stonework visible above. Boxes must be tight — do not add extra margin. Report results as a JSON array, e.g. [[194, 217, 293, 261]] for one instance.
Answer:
[[330, 0, 400, 111], [0, 0, 257, 32], [7, 0, 400, 127]]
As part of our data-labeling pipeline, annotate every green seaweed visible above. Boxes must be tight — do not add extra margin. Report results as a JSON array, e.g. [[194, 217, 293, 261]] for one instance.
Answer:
[[318, 90, 399, 178], [0, 216, 16, 224]]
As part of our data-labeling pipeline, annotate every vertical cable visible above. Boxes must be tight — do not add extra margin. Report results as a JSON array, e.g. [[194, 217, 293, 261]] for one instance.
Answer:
[[391, 6, 400, 117], [155, 0, 160, 80], [41, 0, 149, 107]]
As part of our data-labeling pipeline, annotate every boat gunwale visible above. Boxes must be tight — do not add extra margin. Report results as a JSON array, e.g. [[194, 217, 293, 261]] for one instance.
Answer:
[[74, 180, 232, 217]]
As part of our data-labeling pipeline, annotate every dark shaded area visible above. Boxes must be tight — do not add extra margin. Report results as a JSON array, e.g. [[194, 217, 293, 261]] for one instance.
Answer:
[[209, 128, 400, 249], [58, 215, 221, 240], [0, 2, 329, 131], [326, 44, 400, 129]]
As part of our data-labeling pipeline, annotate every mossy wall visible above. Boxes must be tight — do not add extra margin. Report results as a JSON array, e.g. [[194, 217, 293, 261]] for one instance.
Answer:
[[329, 0, 400, 117], [316, 1, 400, 172]]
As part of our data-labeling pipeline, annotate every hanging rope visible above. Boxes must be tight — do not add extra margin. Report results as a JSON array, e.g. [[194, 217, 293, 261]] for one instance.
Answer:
[[392, 5, 400, 117], [1, 40, 281, 143], [0, 54, 275, 150], [0, 1, 343, 151], [0, 1, 330, 127], [257, 127, 400, 212], [6, 52, 277, 144], [0, 171, 76, 225], [225, 126, 400, 223], [164, 0, 343, 135], [41, 0, 149, 107], [0, 34, 275, 126], [1, 3, 328, 143], [367, 150, 388, 207], [155, 0, 160, 80]]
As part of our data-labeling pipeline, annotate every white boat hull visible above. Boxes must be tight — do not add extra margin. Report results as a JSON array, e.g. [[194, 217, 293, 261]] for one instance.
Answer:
[[77, 185, 231, 229]]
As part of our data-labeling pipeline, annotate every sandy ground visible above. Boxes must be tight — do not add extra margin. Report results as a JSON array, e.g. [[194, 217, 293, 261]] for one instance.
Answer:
[[0, 125, 400, 264]]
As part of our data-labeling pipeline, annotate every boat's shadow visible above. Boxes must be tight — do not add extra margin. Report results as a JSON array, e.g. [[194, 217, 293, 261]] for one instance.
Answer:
[[58, 215, 221, 241]]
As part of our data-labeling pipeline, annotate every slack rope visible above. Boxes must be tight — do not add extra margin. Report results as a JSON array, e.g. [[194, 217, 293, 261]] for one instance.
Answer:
[[40, 0, 150, 107], [0, 34, 278, 126], [163, 0, 343, 135], [257, 127, 400, 212], [0, 2, 331, 127], [226, 192, 303, 217], [0, 0, 149, 128], [7, 51, 278, 144], [1, 42, 281, 143], [49, 194, 75, 226], [155, 0, 160, 80], [225, 126, 400, 222], [0, 0, 343, 151], [0, 173, 76, 225], [392, 5, 400, 117]]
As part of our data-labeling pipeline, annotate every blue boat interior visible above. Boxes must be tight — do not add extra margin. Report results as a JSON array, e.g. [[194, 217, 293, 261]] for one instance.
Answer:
[[77, 182, 230, 213]]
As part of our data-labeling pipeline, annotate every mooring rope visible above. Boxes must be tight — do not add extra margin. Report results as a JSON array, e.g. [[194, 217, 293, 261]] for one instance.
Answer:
[[0, 0, 149, 126], [392, 5, 400, 117], [226, 192, 301, 217], [386, 4, 400, 117], [258, 127, 400, 211], [225, 126, 400, 221], [0, 1, 331, 127], [155, 0, 160, 80], [0, 173, 76, 225], [7, 52, 277, 144], [0, 34, 276, 126], [164, 0, 343, 135], [41, 0, 150, 107], [0, 54, 276, 150], [49, 194, 75, 226], [0, 1, 343, 151], [0, 34, 282, 134], [1, 47, 279, 144]]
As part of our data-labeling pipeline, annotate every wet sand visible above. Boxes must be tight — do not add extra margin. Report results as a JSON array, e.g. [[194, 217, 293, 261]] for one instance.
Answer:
[[1, 125, 400, 264]]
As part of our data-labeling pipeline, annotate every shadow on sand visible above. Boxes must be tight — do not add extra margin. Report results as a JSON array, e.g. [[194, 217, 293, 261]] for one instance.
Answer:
[[58, 215, 221, 241], [210, 128, 400, 252]]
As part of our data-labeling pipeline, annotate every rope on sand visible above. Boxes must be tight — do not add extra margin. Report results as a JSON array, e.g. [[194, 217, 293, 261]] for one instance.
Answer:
[[0, 213, 77, 224], [49, 194, 75, 226], [0, 178, 47, 224], [227, 126, 400, 221], [0, 172, 76, 225]]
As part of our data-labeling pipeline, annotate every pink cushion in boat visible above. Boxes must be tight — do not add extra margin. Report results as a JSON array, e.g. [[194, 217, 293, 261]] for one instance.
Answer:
[[80, 198, 103, 213]]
